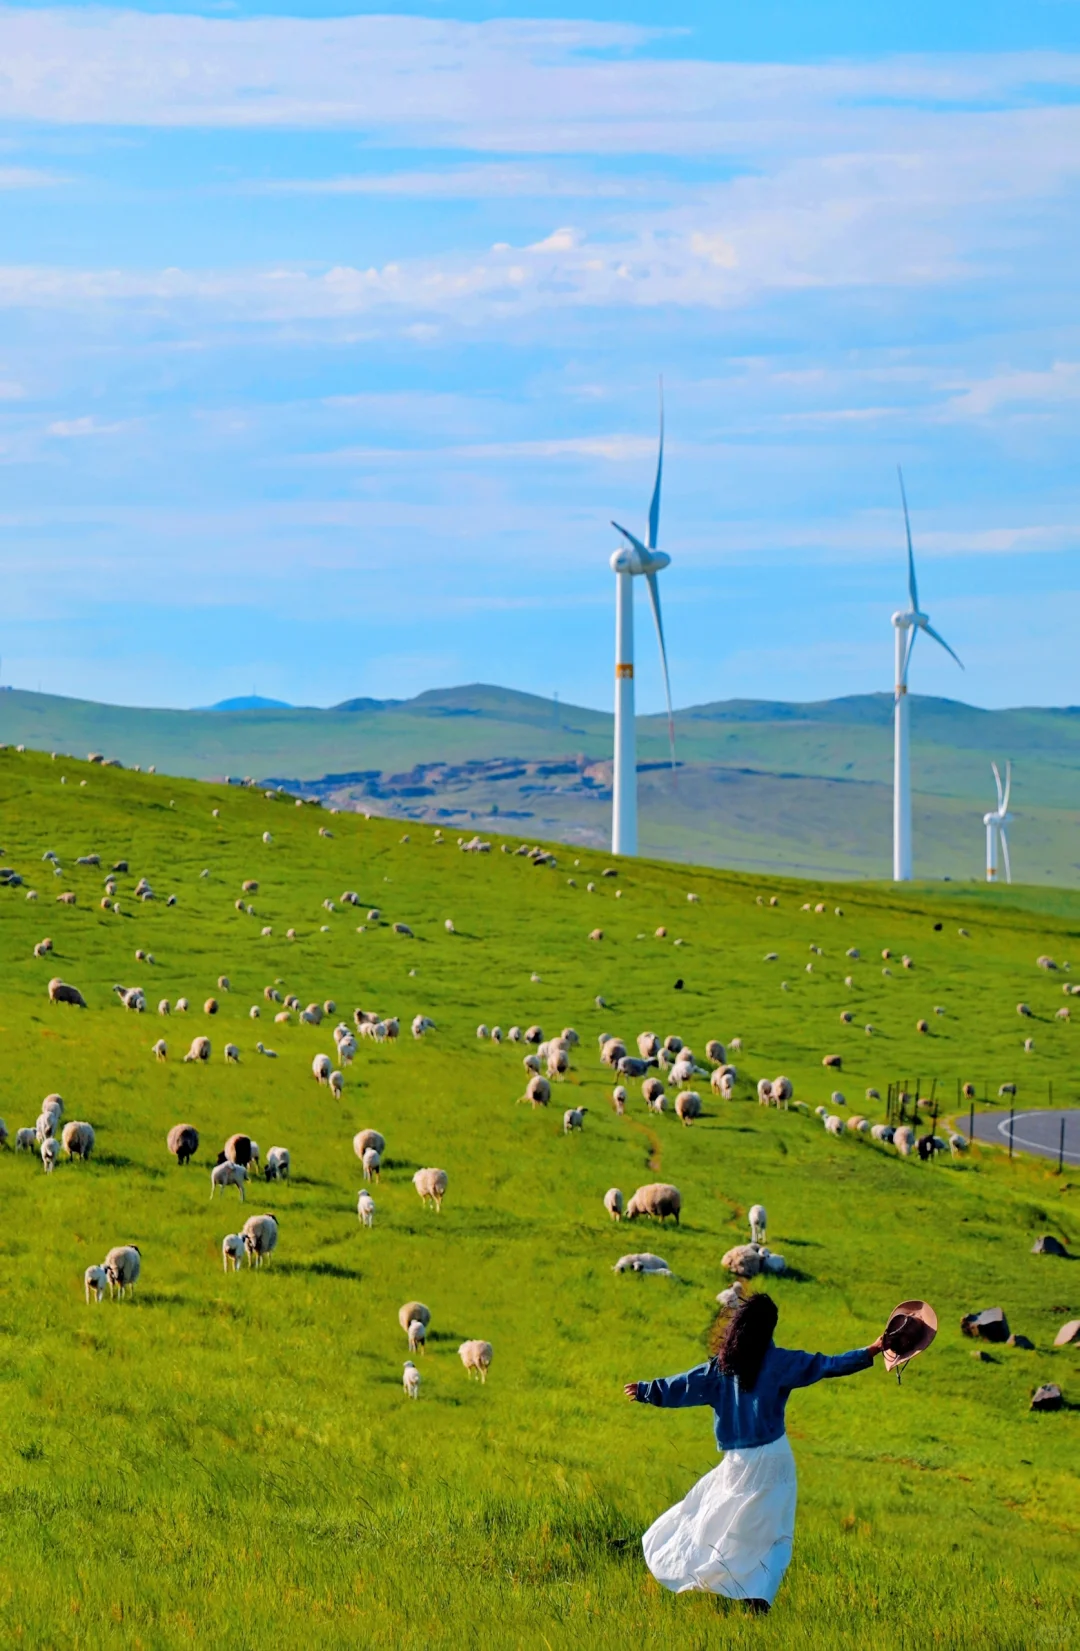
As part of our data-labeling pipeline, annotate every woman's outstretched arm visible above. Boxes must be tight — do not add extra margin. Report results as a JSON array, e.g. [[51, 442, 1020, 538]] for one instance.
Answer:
[[624, 1362, 720, 1407], [779, 1337, 884, 1390]]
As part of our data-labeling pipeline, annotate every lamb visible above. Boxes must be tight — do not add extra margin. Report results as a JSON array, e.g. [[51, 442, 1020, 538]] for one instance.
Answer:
[[458, 1340, 493, 1383], [948, 1132, 969, 1158], [523, 1075, 551, 1108], [114, 984, 146, 1012], [40, 1137, 60, 1172], [642, 1077, 665, 1109], [312, 1053, 332, 1084], [222, 1234, 245, 1272], [611, 1085, 627, 1115], [407, 1319, 427, 1355], [716, 1281, 745, 1310], [264, 1146, 290, 1182], [224, 1044, 240, 1064], [362, 1147, 381, 1183], [158, 999, 171, 1016], [167, 1123, 199, 1165], [104, 1245, 141, 1299], [413, 1167, 448, 1211], [84, 1264, 108, 1303], [613, 1253, 671, 1275], [242, 1213, 278, 1267], [62, 1120, 95, 1160], [184, 1036, 211, 1063], [675, 1090, 702, 1125], [357, 1190, 375, 1228], [403, 1360, 421, 1399], [329, 1070, 344, 1100], [48, 978, 86, 1007], [399, 1301, 431, 1336], [15, 1128, 36, 1152], [748, 1204, 767, 1245], [563, 1106, 588, 1134], [210, 1161, 247, 1201], [604, 1188, 624, 1221], [625, 1183, 681, 1225], [353, 1129, 386, 1160], [757, 1078, 774, 1105]]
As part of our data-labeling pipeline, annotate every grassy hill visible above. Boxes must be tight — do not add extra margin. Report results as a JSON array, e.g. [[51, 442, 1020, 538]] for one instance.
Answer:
[[0, 746, 1076, 1648], [2, 684, 1079, 884]]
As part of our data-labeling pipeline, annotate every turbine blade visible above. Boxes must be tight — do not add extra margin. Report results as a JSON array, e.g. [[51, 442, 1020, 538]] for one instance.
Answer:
[[991, 761, 1003, 811], [999, 826, 1012, 884], [898, 465, 919, 613], [645, 570, 677, 771], [1002, 760, 1011, 813], [923, 621, 964, 670], [647, 379, 664, 552], [611, 519, 648, 557]]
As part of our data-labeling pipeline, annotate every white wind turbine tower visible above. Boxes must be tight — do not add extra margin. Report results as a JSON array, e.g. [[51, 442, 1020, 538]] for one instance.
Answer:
[[984, 762, 1012, 883], [892, 468, 963, 881], [609, 387, 676, 857]]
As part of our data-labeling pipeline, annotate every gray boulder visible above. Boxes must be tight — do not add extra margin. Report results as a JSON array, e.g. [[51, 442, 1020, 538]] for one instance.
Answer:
[[1053, 1319, 1080, 1348], [1030, 1384, 1062, 1412], [961, 1307, 1010, 1343], [1031, 1234, 1068, 1257]]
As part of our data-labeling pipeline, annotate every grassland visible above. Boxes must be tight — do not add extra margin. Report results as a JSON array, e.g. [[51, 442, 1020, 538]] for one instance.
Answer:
[[0, 746, 1076, 1649]]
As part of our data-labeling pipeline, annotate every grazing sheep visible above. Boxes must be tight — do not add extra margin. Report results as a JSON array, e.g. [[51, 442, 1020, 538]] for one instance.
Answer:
[[846, 1116, 869, 1134], [604, 1188, 624, 1221], [399, 1301, 431, 1336], [824, 1115, 843, 1136], [772, 1076, 793, 1105], [749, 1204, 767, 1244], [625, 1182, 681, 1225], [33, 938, 53, 958], [114, 984, 146, 1012], [705, 1039, 726, 1064], [167, 1123, 199, 1165], [264, 986, 282, 1003], [15, 1128, 36, 1152], [48, 978, 86, 1007], [104, 1245, 141, 1299], [613, 1253, 672, 1275], [353, 1129, 386, 1160], [85, 1264, 108, 1304], [757, 1078, 774, 1106], [611, 1085, 627, 1115], [1024, 1037, 1035, 1052], [870, 1124, 895, 1144], [476, 1024, 489, 1040], [403, 1361, 421, 1399], [563, 1106, 588, 1134], [458, 1340, 493, 1383], [40, 1138, 60, 1172], [524, 1025, 544, 1045], [176, 998, 189, 1012], [523, 1075, 551, 1108], [210, 1161, 247, 1201], [326, 1069, 344, 1101], [894, 1125, 915, 1157], [362, 1147, 381, 1183], [158, 999, 171, 1017], [222, 1234, 245, 1272], [223, 1043, 240, 1065], [1017, 1003, 1031, 1017], [675, 1090, 701, 1125], [62, 1120, 95, 1160], [822, 1054, 842, 1070], [716, 1281, 745, 1310], [547, 1046, 570, 1079], [357, 1190, 375, 1228], [617, 1055, 653, 1080], [949, 1132, 969, 1158], [312, 1053, 332, 1084], [710, 1066, 733, 1097], [642, 1076, 665, 1110], [407, 1319, 427, 1356], [413, 1168, 448, 1211], [265, 1146, 290, 1182], [242, 1213, 278, 1267], [184, 1036, 211, 1064], [600, 1038, 626, 1068], [204, 998, 219, 1017], [999, 1082, 1017, 1098], [255, 1042, 277, 1058]]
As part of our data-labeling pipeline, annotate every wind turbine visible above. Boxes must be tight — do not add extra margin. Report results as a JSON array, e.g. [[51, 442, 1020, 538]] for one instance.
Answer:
[[892, 468, 963, 881], [984, 762, 1012, 883], [609, 386, 676, 857]]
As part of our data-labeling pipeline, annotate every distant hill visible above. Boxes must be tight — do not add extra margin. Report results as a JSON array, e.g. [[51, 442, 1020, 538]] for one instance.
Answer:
[[203, 695, 293, 711], [2, 683, 1077, 883]]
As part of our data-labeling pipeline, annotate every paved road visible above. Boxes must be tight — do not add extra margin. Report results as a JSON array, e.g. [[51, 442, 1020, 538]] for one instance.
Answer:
[[969, 1108, 1080, 1166]]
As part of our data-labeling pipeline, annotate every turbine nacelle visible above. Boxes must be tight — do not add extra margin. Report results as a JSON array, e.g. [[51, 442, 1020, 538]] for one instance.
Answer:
[[610, 527, 670, 577]]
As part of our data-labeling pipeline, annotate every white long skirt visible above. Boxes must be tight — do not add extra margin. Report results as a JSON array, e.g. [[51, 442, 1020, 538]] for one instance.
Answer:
[[641, 1434, 797, 1605]]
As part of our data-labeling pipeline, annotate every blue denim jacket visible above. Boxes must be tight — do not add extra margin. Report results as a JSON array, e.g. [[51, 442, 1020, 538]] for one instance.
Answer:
[[638, 1342, 873, 1451]]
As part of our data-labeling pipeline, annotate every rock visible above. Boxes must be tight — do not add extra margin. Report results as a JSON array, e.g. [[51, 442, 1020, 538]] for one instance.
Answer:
[[1053, 1319, 1080, 1348], [961, 1307, 1010, 1343], [971, 1349, 993, 1363], [1031, 1234, 1068, 1257], [1030, 1384, 1063, 1412], [1007, 1334, 1035, 1350]]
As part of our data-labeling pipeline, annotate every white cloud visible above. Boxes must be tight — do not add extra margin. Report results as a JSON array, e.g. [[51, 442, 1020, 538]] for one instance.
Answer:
[[47, 415, 126, 437], [944, 362, 1080, 418]]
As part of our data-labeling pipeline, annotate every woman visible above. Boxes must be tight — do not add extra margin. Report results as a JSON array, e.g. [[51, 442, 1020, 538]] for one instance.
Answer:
[[625, 1294, 884, 1613]]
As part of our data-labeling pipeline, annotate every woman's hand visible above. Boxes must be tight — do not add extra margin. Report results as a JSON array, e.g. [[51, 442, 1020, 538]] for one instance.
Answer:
[[866, 1336, 885, 1359], [624, 1381, 643, 1402]]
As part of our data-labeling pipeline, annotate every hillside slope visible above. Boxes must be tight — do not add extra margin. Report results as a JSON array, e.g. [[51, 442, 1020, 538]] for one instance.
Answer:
[[0, 747, 1076, 1647]]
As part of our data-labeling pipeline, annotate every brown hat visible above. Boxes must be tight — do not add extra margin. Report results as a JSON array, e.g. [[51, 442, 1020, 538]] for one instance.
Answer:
[[883, 1300, 937, 1375]]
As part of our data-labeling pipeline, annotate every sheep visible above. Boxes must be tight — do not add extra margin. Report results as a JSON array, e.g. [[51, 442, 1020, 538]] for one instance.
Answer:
[[56, 892, 76, 906], [600, 1037, 627, 1067], [663, 1035, 684, 1056], [40, 1138, 60, 1172], [999, 1082, 1017, 1098], [721, 1243, 768, 1279], [916, 1019, 929, 1035], [846, 1116, 869, 1134], [641, 1076, 665, 1109], [604, 1188, 624, 1221], [870, 1124, 895, 1144], [167, 1123, 199, 1165], [264, 986, 282, 1003], [184, 1036, 211, 1063], [15, 1128, 36, 1152], [613, 1253, 672, 1275], [1017, 1002, 1031, 1017], [490, 1026, 502, 1043], [704, 1039, 726, 1064], [523, 1075, 551, 1108], [547, 1046, 570, 1080], [413, 1167, 448, 1211], [222, 1234, 245, 1272], [357, 1190, 375, 1228], [255, 1042, 277, 1057], [35, 1110, 58, 1143], [203, 998, 219, 1017], [839, 1010, 854, 1025], [824, 1115, 843, 1136], [476, 1024, 489, 1040], [458, 1340, 493, 1383], [85, 1264, 108, 1304], [223, 1043, 240, 1065], [62, 1120, 95, 1160], [625, 1183, 681, 1225], [403, 1360, 421, 1399], [114, 984, 146, 1012], [563, 1106, 588, 1134], [617, 1055, 652, 1080], [407, 1319, 427, 1355], [48, 978, 86, 1007], [675, 1090, 702, 1125], [362, 1147, 381, 1183], [716, 1281, 745, 1310], [176, 998, 189, 1012], [894, 1125, 915, 1157], [104, 1245, 141, 1299], [353, 1129, 386, 1160], [822, 1054, 842, 1070], [274, 1011, 291, 1024], [506, 1026, 522, 1043], [611, 1085, 627, 1115], [302, 1002, 324, 1025], [524, 1025, 543, 1045], [264, 1146, 290, 1182], [749, 1204, 767, 1244], [757, 1078, 774, 1106], [210, 1161, 247, 1201], [312, 1054, 332, 1085], [242, 1213, 278, 1267], [399, 1301, 431, 1335], [710, 1066, 733, 1097], [33, 938, 53, 958], [638, 1031, 661, 1059], [1024, 1037, 1035, 1052], [949, 1132, 969, 1158], [157, 999, 171, 1017]]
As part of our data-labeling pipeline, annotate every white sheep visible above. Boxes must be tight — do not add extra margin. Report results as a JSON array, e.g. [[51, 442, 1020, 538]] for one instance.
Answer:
[[949, 1132, 969, 1158], [224, 1043, 240, 1065], [210, 1161, 247, 1202], [413, 1167, 448, 1211], [84, 1264, 108, 1303], [255, 1042, 277, 1058], [104, 1245, 141, 1299], [612, 1253, 671, 1275], [604, 1187, 624, 1221], [716, 1280, 745, 1310], [312, 1053, 332, 1084], [870, 1124, 895, 1143], [15, 1127, 36, 1152], [264, 1146, 290, 1182], [403, 1360, 421, 1399], [242, 1212, 278, 1267], [184, 1036, 211, 1063], [407, 1318, 427, 1355], [894, 1125, 915, 1157], [357, 1190, 376, 1228], [41, 1138, 60, 1173], [62, 1120, 94, 1160], [749, 1204, 767, 1245], [222, 1234, 245, 1272], [362, 1147, 381, 1183], [611, 1085, 627, 1115], [329, 1070, 344, 1100], [824, 1114, 843, 1136], [458, 1340, 493, 1383], [563, 1107, 587, 1134], [675, 1090, 701, 1125]]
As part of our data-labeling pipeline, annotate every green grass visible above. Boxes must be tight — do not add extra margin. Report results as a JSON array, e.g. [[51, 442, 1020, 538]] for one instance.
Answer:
[[0, 747, 1077, 1648]]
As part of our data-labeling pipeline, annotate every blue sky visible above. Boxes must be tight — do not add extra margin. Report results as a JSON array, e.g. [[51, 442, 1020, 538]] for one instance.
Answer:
[[1, 3, 1079, 712]]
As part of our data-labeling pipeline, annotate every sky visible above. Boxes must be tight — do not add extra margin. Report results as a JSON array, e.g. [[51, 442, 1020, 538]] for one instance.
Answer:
[[0, 2, 1079, 713]]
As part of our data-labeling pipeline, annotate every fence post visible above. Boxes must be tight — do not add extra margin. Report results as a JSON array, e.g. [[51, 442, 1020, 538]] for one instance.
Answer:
[[1008, 1105, 1015, 1160], [968, 1094, 975, 1142]]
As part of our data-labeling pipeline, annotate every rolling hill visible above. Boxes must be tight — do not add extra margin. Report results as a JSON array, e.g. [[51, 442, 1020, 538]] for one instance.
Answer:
[[2, 684, 1078, 884]]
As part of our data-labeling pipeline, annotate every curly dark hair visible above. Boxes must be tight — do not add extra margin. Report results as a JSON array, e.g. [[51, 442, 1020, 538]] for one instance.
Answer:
[[711, 1293, 779, 1390]]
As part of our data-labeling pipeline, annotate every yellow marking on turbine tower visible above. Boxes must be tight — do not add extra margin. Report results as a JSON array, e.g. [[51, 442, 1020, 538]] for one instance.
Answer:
[[616, 663, 633, 679]]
